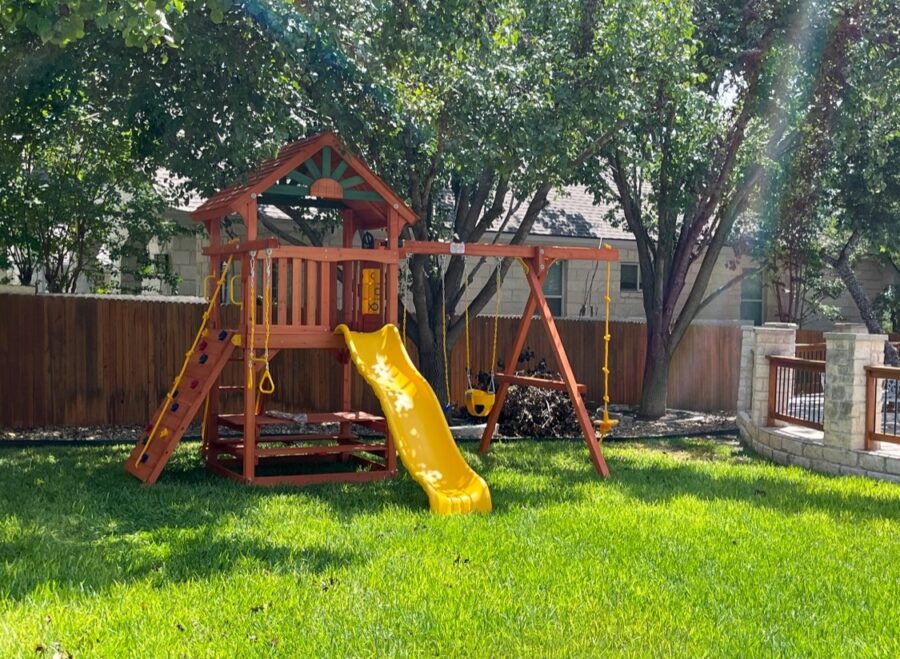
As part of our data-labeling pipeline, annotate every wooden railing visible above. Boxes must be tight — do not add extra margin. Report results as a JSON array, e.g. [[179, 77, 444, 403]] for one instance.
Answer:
[[267, 255, 336, 329], [865, 365, 900, 448], [218, 246, 401, 334], [767, 355, 826, 430], [796, 342, 826, 361]]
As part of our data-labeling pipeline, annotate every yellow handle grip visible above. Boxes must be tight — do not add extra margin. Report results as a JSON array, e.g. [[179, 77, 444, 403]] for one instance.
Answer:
[[202, 274, 217, 301], [229, 275, 243, 306]]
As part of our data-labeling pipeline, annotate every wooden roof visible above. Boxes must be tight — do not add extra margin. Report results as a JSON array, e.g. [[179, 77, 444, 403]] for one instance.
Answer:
[[191, 132, 417, 228]]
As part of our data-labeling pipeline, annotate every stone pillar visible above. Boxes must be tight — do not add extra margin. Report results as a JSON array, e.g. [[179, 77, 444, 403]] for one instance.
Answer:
[[749, 323, 797, 427], [736, 325, 755, 412], [823, 331, 886, 450]]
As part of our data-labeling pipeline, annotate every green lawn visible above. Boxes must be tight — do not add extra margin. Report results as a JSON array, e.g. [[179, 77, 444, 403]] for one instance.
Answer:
[[1, 438, 899, 657]]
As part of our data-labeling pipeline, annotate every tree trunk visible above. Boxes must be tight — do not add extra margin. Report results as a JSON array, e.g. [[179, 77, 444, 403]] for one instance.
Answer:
[[832, 252, 884, 333], [639, 321, 670, 419], [830, 256, 900, 366], [825, 230, 900, 366], [416, 328, 450, 408], [15, 262, 34, 285], [119, 232, 148, 294]]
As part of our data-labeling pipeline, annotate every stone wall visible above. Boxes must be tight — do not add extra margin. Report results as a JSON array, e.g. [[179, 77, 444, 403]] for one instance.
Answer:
[[737, 323, 900, 483]]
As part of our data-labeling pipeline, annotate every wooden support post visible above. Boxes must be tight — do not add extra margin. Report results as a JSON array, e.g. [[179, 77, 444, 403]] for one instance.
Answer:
[[385, 208, 400, 326], [245, 197, 258, 241], [342, 211, 355, 326], [242, 201, 258, 483], [340, 358, 353, 439], [479, 259, 545, 454], [523, 257, 609, 477], [385, 429, 397, 474], [865, 370, 875, 450], [767, 360, 777, 427]]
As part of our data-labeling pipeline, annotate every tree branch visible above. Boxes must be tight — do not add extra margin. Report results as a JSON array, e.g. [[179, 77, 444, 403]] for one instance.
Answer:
[[259, 211, 307, 246], [446, 181, 552, 344], [693, 266, 762, 318]]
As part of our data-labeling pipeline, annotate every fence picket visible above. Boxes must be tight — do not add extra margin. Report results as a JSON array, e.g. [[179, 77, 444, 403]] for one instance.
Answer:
[[0, 293, 745, 427]]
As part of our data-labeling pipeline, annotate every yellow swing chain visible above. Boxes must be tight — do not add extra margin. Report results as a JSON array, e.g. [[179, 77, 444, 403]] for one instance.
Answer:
[[136, 250, 235, 467], [247, 251, 258, 390], [463, 257, 502, 392], [462, 257, 472, 389], [489, 259, 501, 392], [597, 243, 618, 438], [401, 257, 409, 344], [257, 249, 275, 405], [440, 254, 452, 406]]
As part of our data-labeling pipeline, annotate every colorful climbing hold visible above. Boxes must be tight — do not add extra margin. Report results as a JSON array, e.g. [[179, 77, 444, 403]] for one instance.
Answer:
[[140, 454, 149, 464], [218, 330, 228, 341], [190, 380, 199, 389], [170, 402, 180, 412], [199, 354, 208, 364], [199, 340, 208, 351]]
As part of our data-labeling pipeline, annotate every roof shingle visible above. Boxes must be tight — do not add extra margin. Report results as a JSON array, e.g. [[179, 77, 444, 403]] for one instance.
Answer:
[[497, 185, 631, 240]]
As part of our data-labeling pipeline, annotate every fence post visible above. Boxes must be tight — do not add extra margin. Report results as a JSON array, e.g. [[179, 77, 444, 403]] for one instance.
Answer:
[[823, 330, 886, 451], [749, 323, 797, 428], [865, 371, 876, 450], [736, 325, 755, 413]]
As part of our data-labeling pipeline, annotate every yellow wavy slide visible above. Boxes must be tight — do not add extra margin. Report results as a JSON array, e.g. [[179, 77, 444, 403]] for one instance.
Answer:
[[335, 324, 492, 514]]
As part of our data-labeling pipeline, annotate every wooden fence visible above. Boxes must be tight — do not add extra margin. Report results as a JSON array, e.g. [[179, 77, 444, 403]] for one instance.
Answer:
[[0, 293, 742, 427]]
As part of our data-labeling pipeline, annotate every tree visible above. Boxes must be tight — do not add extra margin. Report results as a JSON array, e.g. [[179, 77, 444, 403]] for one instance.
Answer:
[[764, 0, 870, 326], [819, 0, 900, 363], [0, 24, 189, 293], [744, 0, 898, 361], [0, 100, 175, 292], [0, 1, 331, 290], [583, 0, 836, 418], [0, 0, 182, 46], [255, 0, 684, 393]]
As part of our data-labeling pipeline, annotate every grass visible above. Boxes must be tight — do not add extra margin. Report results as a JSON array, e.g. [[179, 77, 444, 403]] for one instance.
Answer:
[[1, 437, 899, 657]]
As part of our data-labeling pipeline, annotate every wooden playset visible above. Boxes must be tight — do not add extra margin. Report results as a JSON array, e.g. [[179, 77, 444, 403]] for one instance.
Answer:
[[124, 133, 619, 513]]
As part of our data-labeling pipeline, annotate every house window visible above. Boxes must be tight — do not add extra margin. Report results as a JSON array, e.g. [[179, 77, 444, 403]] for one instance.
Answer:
[[543, 261, 564, 316], [740, 269, 763, 325], [620, 263, 641, 291]]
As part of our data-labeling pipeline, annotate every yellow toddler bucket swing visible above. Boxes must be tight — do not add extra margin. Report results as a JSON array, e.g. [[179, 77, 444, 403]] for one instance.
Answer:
[[462, 257, 502, 418]]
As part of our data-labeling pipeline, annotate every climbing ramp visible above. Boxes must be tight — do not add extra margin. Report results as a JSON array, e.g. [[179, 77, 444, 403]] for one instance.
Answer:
[[125, 329, 235, 484]]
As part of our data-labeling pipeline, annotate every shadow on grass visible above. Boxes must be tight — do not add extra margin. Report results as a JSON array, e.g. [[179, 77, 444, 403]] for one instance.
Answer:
[[478, 437, 900, 521], [2, 437, 898, 601], [0, 447, 368, 600]]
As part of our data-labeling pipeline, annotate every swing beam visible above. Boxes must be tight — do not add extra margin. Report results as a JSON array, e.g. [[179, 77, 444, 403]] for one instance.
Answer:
[[400, 240, 619, 478]]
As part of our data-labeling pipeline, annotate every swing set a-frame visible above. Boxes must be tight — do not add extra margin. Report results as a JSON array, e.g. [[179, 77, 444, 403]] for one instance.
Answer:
[[403, 240, 619, 476]]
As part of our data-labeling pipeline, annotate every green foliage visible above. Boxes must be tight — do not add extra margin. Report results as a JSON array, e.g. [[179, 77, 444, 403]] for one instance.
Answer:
[[577, 0, 819, 415], [1, 439, 899, 654], [3, 0, 895, 389], [874, 284, 900, 333], [0, 1, 324, 290], [0, 0, 186, 47], [748, 0, 899, 330], [0, 97, 173, 292]]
